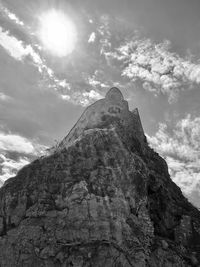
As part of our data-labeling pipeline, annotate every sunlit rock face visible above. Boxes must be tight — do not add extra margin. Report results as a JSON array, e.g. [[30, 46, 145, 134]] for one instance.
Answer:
[[0, 88, 200, 266], [56, 87, 146, 151]]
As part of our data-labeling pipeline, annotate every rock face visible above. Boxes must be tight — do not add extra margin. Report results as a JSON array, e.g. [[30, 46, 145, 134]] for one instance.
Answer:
[[0, 87, 200, 266], [56, 87, 145, 151]]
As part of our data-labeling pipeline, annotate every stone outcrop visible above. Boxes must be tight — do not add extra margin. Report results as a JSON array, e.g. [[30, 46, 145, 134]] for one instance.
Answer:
[[0, 87, 199, 266], [56, 87, 145, 152]]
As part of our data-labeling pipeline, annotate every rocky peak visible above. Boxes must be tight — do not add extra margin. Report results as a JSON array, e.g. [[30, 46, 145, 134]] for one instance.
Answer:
[[0, 87, 199, 266], [105, 86, 124, 101], [56, 87, 145, 152]]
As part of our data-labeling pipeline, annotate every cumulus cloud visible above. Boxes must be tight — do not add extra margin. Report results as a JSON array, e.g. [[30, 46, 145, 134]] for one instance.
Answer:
[[0, 131, 46, 155], [148, 115, 200, 161], [148, 115, 200, 208], [0, 130, 47, 185], [0, 154, 29, 182], [0, 132, 34, 154], [71, 89, 103, 107], [109, 38, 200, 103], [87, 74, 109, 89], [83, 89, 102, 101]]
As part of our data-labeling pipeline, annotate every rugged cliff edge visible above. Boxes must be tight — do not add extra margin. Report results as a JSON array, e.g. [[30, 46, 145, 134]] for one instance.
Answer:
[[0, 87, 199, 266]]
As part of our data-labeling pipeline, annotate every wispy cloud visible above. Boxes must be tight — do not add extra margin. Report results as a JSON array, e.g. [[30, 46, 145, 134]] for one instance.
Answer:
[[98, 15, 112, 55], [0, 26, 56, 78], [0, 92, 11, 101], [0, 3, 24, 26], [0, 9, 125, 107], [0, 2, 72, 102], [148, 115, 200, 208], [88, 32, 96, 43], [0, 24, 73, 100], [0, 26, 30, 60]]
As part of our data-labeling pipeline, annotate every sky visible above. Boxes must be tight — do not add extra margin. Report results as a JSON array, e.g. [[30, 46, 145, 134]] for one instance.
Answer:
[[0, 0, 200, 209]]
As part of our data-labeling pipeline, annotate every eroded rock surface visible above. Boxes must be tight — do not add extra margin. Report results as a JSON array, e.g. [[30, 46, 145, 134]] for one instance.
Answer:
[[0, 87, 199, 266]]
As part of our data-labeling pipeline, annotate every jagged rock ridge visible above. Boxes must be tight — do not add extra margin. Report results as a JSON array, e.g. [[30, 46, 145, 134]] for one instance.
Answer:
[[0, 87, 200, 266]]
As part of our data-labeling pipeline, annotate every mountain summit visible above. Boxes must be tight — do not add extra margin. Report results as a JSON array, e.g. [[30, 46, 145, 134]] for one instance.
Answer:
[[0, 88, 200, 266], [55, 87, 145, 152]]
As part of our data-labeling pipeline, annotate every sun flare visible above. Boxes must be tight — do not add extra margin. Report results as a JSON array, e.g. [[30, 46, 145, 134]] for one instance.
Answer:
[[39, 10, 77, 57]]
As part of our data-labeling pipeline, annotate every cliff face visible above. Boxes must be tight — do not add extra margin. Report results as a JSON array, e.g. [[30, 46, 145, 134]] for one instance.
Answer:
[[0, 87, 200, 267]]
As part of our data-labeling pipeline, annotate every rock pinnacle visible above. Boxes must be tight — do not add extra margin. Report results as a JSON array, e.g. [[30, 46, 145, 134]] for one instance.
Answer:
[[56, 87, 145, 151], [0, 87, 199, 266]]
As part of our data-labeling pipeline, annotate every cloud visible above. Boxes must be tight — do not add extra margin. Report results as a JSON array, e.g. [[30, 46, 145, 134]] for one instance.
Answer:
[[0, 4, 24, 26], [87, 74, 109, 89], [83, 89, 102, 100], [0, 92, 11, 101], [0, 7, 73, 103], [0, 26, 30, 60], [88, 32, 96, 43], [0, 13, 108, 107], [0, 26, 59, 82], [148, 115, 200, 208], [98, 15, 113, 55], [0, 26, 51, 76], [108, 37, 200, 103], [0, 154, 29, 182], [70, 89, 102, 107], [0, 131, 46, 155], [0, 130, 47, 185], [0, 10, 125, 107], [148, 115, 200, 161], [0, 24, 76, 104]]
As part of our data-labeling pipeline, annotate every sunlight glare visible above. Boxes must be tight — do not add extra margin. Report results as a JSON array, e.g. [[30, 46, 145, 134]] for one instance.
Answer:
[[39, 10, 77, 57]]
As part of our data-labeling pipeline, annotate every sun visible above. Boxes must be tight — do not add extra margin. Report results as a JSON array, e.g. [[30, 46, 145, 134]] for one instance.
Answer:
[[39, 10, 77, 57]]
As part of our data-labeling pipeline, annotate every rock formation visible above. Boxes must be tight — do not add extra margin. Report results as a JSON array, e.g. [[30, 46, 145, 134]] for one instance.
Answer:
[[0, 87, 199, 266]]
